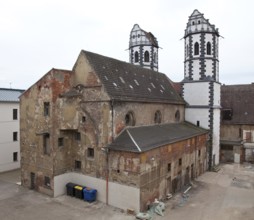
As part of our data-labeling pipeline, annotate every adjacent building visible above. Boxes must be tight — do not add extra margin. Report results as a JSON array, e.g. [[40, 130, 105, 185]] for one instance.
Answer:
[[220, 84, 254, 163], [0, 88, 24, 172]]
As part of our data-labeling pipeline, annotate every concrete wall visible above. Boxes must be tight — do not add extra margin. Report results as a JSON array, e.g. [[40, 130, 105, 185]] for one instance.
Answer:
[[54, 172, 140, 212], [0, 102, 20, 172]]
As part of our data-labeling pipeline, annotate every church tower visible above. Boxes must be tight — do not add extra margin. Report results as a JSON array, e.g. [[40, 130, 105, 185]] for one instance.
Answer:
[[129, 24, 159, 71], [182, 10, 221, 170]]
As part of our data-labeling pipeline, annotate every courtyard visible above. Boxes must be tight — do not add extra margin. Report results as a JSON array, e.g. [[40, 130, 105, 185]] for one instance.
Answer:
[[0, 163, 253, 220]]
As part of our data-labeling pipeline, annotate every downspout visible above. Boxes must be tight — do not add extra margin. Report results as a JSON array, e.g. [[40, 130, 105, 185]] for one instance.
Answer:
[[106, 99, 114, 205]]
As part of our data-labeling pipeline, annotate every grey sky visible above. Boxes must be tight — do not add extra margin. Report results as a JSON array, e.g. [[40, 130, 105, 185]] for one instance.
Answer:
[[0, 0, 253, 89]]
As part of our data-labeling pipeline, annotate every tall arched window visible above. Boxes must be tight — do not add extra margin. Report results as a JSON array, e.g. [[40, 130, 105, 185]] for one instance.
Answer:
[[134, 51, 139, 63], [207, 42, 211, 55], [144, 51, 149, 62], [154, 110, 162, 124], [194, 42, 199, 55]]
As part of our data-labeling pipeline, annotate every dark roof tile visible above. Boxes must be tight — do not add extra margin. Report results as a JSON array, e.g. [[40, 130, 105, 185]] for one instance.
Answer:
[[108, 122, 208, 153], [81, 50, 184, 104]]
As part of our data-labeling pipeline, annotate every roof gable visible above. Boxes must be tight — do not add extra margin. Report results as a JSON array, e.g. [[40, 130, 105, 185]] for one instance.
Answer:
[[81, 50, 184, 104]]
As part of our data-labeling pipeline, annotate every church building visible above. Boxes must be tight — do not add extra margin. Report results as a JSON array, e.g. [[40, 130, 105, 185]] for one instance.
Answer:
[[20, 10, 218, 212]]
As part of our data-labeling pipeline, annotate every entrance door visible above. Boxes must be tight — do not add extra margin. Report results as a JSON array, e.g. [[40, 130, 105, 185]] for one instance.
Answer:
[[30, 172, 35, 189]]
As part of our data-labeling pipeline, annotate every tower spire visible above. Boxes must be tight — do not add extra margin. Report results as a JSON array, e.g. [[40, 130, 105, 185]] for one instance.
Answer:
[[129, 24, 159, 71]]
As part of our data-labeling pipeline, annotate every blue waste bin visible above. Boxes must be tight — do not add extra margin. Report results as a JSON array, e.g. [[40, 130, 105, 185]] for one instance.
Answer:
[[83, 188, 97, 202]]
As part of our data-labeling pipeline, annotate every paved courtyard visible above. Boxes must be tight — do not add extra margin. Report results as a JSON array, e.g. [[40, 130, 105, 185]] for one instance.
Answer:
[[0, 163, 254, 220]]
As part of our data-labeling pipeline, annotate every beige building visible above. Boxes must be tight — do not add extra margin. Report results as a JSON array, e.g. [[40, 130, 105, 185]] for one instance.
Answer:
[[20, 50, 208, 211]]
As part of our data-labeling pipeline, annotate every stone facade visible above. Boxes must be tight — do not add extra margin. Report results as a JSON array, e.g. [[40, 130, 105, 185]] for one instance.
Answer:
[[20, 50, 208, 212]]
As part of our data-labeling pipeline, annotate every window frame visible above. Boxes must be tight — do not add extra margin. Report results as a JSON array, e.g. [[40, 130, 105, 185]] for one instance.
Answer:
[[154, 110, 162, 124], [44, 176, 51, 188], [194, 42, 199, 55], [87, 147, 95, 158], [207, 42, 211, 55], [75, 160, 81, 170], [134, 51, 139, 63], [13, 109, 18, 120], [144, 51, 150, 62], [125, 111, 135, 126], [13, 131, 18, 141], [58, 137, 64, 147], [44, 102, 50, 116], [13, 152, 18, 162]]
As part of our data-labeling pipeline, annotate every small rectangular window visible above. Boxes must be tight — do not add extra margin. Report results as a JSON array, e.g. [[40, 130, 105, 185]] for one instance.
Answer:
[[75, 132, 81, 141], [44, 176, 50, 188], [167, 163, 171, 172], [44, 102, 50, 116], [13, 152, 18, 162], [13, 109, 18, 120], [75, 160, 81, 170], [179, 158, 182, 166], [58, 137, 64, 147], [87, 148, 94, 158], [13, 132, 18, 141], [43, 133, 50, 155], [198, 150, 201, 157]]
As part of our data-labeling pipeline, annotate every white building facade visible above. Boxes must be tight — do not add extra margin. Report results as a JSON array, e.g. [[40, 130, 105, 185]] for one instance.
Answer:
[[0, 88, 24, 172], [182, 10, 221, 169]]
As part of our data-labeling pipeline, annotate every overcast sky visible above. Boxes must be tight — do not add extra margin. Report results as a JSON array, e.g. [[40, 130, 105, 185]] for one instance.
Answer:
[[0, 0, 253, 89]]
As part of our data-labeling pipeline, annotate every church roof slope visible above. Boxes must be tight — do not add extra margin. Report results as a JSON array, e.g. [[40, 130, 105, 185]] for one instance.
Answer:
[[81, 50, 184, 104], [221, 84, 254, 125], [108, 122, 208, 153]]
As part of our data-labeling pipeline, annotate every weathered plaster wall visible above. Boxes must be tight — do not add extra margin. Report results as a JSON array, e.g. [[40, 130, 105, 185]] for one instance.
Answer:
[[113, 101, 185, 136], [108, 134, 207, 211], [20, 69, 72, 195]]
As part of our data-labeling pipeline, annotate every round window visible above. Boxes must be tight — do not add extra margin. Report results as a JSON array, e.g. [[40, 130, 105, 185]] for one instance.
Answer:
[[125, 111, 135, 126]]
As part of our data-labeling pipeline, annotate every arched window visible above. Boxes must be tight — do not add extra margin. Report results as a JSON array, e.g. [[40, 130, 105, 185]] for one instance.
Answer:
[[125, 111, 135, 126], [134, 51, 139, 63], [198, 20, 201, 24], [192, 21, 195, 25], [175, 110, 180, 122], [207, 42, 211, 55], [194, 42, 199, 55], [154, 110, 162, 124], [144, 51, 149, 62]]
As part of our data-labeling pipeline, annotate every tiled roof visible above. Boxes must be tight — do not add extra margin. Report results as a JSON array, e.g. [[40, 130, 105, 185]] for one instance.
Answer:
[[81, 50, 184, 104], [221, 84, 254, 125], [108, 122, 208, 153], [0, 88, 24, 102]]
